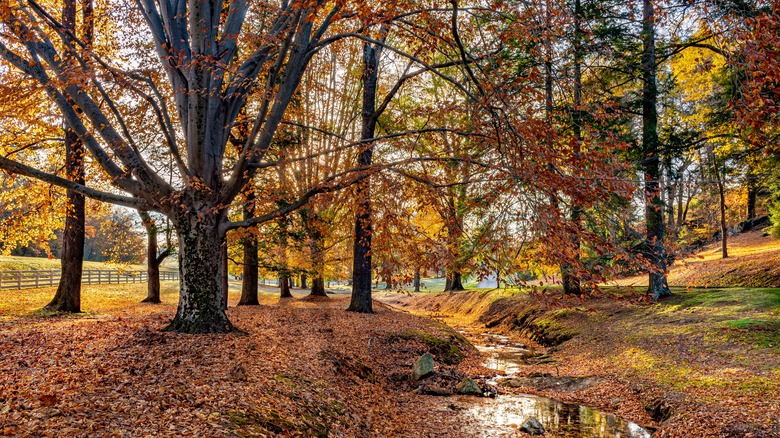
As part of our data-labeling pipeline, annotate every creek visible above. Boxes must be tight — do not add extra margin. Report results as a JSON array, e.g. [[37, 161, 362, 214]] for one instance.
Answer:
[[466, 333, 653, 437]]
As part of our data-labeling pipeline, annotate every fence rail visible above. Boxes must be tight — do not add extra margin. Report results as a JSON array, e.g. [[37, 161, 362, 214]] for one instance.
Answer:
[[0, 269, 179, 290]]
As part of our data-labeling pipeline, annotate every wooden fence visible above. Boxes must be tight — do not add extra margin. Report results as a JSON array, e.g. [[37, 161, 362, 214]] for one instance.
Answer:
[[0, 269, 179, 290]]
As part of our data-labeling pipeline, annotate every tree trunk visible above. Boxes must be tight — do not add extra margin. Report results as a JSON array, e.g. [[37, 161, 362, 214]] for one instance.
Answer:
[[221, 241, 229, 310], [413, 267, 421, 292], [746, 174, 758, 220], [45, 0, 87, 314], [165, 212, 234, 333], [309, 231, 328, 297], [280, 274, 292, 298], [301, 274, 307, 289], [140, 210, 161, 304], [239, 190, 259, 305], [561, 0, 583, 296], [718, 175, 729, 258], [444, 272, 464, 292], [642, 0, 671, 300], [348, 41, 380, 314], [46, 123, 85, 313]]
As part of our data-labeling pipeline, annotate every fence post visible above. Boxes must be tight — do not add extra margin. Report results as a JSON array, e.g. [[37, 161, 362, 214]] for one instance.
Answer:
[[35, 271, 39, 288], [16, 271, 21, 289]]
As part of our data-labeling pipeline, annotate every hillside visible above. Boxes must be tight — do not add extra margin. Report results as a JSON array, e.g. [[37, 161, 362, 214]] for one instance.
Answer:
[[611, 229, 780, 288]]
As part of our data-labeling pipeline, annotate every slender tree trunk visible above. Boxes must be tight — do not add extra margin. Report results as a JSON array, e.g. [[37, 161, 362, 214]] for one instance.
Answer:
[[348, 41, 380, 314], [221, 241, 229, 310], [301, 274, 307, 289], [140, 210, 162, 304], [677, 178, 685, 227], [413, 267, 421, 292], [718, 176, 729, 258], [239, 190, 259, 305], [562, 0, 583, 295], [309, 230, 328, 297], [642, 0, 671, 300], [746, 174, 758, 220], [46, 0, 88, 313], [165, 211, 234, 333]]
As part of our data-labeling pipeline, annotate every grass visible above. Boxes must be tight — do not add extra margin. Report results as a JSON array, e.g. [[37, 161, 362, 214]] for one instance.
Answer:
[[0, 255, 176, 272]]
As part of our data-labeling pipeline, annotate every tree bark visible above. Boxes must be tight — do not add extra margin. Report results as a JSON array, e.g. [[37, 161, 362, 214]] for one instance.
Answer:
[[280, 275, 292, 298], [746, 174, 758, 220], [300, 273, 307, 289], [165, 211, 234, 333], [642, 0, 671, 300], [139, 210, 165, 304], [46, 0, 86, 313], [239, 190, 259, 305], [348, 41, 380, 314], [444, 271, 464, 292], [413, 267, 421, 292], [309, 230, 328, 297], [561, 0, 582, 295]]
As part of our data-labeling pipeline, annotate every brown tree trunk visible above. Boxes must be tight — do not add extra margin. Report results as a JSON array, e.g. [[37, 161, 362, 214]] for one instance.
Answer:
[[348, 41, 380, 314], [139, 210, 167, 304], [46, 0, 87, 314], [239, 189, 259, 305], [746, 174, 758, 220], [309, 229, 328, 297], [413, 267, 421, 292], [444, 271, 464, 292], [561, 0, 583, 295], [279, 275, 292, 298], [300, 273, 307, 289], [642, 0, 671, 300]]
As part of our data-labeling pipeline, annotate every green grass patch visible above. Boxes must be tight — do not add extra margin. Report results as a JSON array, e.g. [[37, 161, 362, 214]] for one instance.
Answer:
[[673, 288, 780, 311], [723, 318, 780, 349]]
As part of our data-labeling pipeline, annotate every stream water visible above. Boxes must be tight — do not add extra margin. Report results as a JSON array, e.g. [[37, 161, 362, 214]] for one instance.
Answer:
[[468, 335, 653, 437]]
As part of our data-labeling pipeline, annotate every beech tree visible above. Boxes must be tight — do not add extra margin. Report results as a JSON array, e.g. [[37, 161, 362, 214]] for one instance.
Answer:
[[0, 0, 393, 332]]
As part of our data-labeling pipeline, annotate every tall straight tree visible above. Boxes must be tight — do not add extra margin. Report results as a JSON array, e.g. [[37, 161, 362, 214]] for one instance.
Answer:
[[45, 0, 92, 313], [642, 0, 671, 299], [348, 40, 381, 313]]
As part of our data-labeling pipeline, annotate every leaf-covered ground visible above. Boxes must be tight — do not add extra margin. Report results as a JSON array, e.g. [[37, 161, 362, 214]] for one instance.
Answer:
[[612, 229, 780, 288], [381, 287, 780, 437], [0, 283, 507, 437]]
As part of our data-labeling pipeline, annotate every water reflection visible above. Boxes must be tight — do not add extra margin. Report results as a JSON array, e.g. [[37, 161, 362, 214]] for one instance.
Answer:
[[469, 394, 652, 437]]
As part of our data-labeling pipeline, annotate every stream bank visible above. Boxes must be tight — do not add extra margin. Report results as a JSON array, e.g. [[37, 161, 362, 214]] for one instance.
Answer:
[[377, 288, 780, 437]]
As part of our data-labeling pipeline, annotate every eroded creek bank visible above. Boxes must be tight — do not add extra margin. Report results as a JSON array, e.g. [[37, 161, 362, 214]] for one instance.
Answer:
[[378, 291, 663, 436]]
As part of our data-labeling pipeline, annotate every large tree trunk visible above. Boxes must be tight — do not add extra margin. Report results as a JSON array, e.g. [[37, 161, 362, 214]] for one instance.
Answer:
[[642, 0, 671, 300], [348, 41, 380, 314], [239, 191, 259, 305], [165, 212, 234, 333], [279, 275, 292, 298], [413, 267, 421, 292], [300, 273, 307, 289], [47, 123, 85, 313], [45, 0, 88, 313], [444, 271, 464, 292]]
